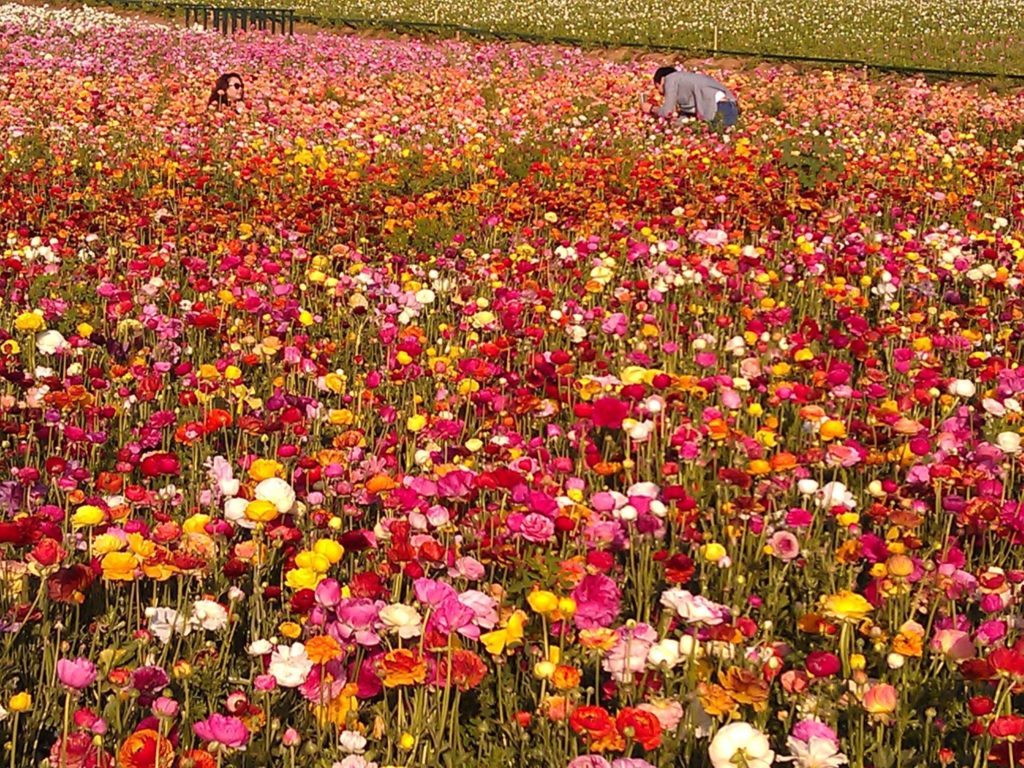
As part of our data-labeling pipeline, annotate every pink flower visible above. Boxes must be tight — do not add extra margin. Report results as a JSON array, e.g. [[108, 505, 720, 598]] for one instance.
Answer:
[[519, 513, 555, 543], [571, 573, 621, 629], [930, 629, 976, 661], [57, 657, 98, 690], [193, 713, 250, 749], [769, 531, 801, 562]]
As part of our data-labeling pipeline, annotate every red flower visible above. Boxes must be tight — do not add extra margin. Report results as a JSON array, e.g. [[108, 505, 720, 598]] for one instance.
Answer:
[[591, 397, 629, 429], [990, 715, 1024, 741], [664, 553, 695, 584], [989, 648, 1024, 681], [569, 705, 616, 739], [615, 707, 662, 750], [139, 452, 180, 478]]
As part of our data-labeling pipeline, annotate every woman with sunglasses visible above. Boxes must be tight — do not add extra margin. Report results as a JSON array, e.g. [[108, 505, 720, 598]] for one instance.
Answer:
[[208, 73, 245, 110]]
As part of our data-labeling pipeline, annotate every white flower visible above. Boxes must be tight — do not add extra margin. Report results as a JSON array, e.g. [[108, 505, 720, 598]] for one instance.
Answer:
[[816, 482, 855, 509], [709, 722, 775, 768], [255, 477, 296, 514], [797, 479, 819, 496], [948, 379, 976, 398], [145, 606, 189, 645], [223, 496, 256, 529], [35, 330, 67, 355], [378, 603, 423, 639], [269, 643, 313, 687], [339, 730, 368, 753], [415, 288, 435, 304], [785, 735, 848, 768], [647, 638, 682, 669], [190, 599, 228, 631], [996, 432, 1022, 455], [628, 482, 660, 498], [660, 589, 726, 625], [247, 639, 273, 656]]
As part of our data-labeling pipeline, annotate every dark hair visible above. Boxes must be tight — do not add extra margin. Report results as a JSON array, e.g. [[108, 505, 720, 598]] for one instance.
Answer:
[[209, 73, 244, 107], [653, 66, 677, 85]]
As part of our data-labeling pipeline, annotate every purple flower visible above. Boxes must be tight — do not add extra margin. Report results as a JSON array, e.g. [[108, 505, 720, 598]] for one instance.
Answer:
[[571, 573, 621, 629], [193, 713, 249, 749], [611, 760, 656, 768], [131, 665, 170, 705], [57, 657, 97, 690]]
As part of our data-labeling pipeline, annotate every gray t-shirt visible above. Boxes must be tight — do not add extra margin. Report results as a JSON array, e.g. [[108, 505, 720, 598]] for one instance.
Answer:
[[656, 71, 737, 121]]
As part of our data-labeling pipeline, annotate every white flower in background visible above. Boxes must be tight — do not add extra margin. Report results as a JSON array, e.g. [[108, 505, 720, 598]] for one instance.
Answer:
[[190, 599, 228, 631], [35, 330, 67, 355], [660, 589, 727, 625], [709, 722, 775, 768], [255, 477, 296, 514], [996, 432, 1022, 455], [247, 639, 273, 656], [145, 607, 189, 645], [947, 379, 976, 398], [224, 497, 256, 530], [269, 643, 313, 687], [379, 603, 423, 639], [339, 730, 368, 753], [816, 482, 855, 509], [647, 638, 683, 669]]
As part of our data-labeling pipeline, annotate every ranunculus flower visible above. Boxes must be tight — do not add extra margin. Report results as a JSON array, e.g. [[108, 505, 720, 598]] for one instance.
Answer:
[[254, 477, 296, 514], [708, 722, 774, 768], [572, 574, 621, 629], [193, 714, 249, 749], [56, 657, 98, 690], [269, 643, 314, 688]]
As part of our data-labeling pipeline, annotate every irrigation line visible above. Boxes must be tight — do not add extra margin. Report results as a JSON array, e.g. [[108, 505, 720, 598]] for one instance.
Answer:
[[105, 0, 1024, 81]]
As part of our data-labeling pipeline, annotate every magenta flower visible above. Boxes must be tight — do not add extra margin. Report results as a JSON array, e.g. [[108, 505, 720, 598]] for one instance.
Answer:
[[571, 573, 621, 629], [57, 658, 97, 690], [193, 713, 250, 749]]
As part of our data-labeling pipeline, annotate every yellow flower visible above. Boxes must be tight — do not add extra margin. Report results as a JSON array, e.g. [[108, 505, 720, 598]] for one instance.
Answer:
[[182, 514, 211, 535], [71, 505, 105, 528], [821, 590, 873, 622], [703, 542, 727, 562], [8, 692, 32, 712], [245, 500, 280, 524], [13, 311, 44, 332], [406, 414, 427, 432], [480, 610, 527, 655], [285, 567, 324, 591], [557, 597, 577, 617], [295, 550, 331, 574], [399, 733, 416, 750], [527, 590, 559, 614], [92, 534, 124, 555], [819, 419, 848, 441], [100, 552, 138, 581], [279, 621, 302, 639], [249, 459, 284, 481], [312, 539, 344, 564]]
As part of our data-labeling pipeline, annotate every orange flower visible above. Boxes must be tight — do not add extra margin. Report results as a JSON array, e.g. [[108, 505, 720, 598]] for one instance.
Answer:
[[306, 635, 343, 665], [365, 474, 397, 494], [579, 628, 618, 651], [698, 682, 738, 717], [180, 749, 217, 768], [551, 665, 582, 691], [892, 630, 924, 657], [378, 649, 427, 688], [720, 667, 770, 711], [117, 729, 174, 768]]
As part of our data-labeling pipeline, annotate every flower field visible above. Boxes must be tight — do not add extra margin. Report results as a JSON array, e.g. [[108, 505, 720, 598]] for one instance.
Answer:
[[140, 0, 1024, 73], [3, 4, 1024, 767]]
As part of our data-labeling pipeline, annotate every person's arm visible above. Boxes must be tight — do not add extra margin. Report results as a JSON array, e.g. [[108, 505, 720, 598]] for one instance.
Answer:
[[653, 76, 680, 118]]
